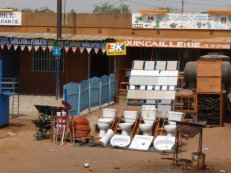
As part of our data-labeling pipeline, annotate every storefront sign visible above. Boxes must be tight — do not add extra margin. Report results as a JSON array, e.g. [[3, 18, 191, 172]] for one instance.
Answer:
[[132, 13, 231, 30], [122, 40, 230, 49], [106, 42, 126, 56], [0, 11, 21, 25], [0, 37, 107, 49]]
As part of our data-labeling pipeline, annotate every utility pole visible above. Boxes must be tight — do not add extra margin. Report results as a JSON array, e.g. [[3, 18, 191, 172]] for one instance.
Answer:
[[120, 0, 123, 14], [182, 0, 184, 13], [57, 0, 62, 39], [55, 0, 62, 99]]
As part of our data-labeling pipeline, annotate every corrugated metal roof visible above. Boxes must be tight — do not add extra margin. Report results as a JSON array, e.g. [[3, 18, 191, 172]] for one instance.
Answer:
[[0, 32, 116, 41], [0, 32, 230, 43]]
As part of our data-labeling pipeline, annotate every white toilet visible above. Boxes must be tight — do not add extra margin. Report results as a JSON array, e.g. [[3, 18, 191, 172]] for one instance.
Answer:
[[153, 111, 183, 151], [139, 105, 157, 136], [164, 111, 183, 137], [97, 108, 117, 137], [119, 110, 138, 136]]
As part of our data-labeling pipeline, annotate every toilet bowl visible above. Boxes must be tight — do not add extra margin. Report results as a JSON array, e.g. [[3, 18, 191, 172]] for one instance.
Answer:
[[154, 135, 176, 151], [103, 108, 117, 118], [163, 111, 184, 137], [97, 122, 111, 137], [119, 110, 138, 136], [164, 124, 177, 137], [139, 106, 156, 136], [139, 124, 153, 136], [119, 123, 133, 136], [110, 135, 131, 148], [142, 105, 156, 124], [167, 111, 184, 124], [97, 108, 117, 138]]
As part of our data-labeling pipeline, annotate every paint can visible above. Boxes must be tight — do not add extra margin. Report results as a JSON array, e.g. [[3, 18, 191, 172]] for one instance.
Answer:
[[191, 152, 205, 170]]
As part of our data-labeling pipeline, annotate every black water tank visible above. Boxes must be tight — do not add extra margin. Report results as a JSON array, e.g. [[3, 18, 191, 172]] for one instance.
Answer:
[[184, 53, 231, 88]]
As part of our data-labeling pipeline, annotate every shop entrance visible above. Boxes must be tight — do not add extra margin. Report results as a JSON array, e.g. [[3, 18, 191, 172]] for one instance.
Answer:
[[90, 51, 109, 78]]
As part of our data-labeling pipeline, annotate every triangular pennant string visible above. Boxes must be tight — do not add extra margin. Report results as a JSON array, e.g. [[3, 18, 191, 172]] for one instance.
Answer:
[[79, 48, 85, 54], [34, 46, 40, 52], [14, 45, 18, 51], [94, 48, 99, 54], [27, 46, 32, 52], [20, 45, 25, 51], [7, 45, 12, 50], [72, 47, 77, 53], [102, 49, 106, 54], [1, 44, 4, 50], [86, 48, 92, 54], [65, 47, 69, 53]]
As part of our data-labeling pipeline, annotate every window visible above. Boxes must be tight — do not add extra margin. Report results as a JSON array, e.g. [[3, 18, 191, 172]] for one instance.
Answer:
[[32, 47, 65, 72]]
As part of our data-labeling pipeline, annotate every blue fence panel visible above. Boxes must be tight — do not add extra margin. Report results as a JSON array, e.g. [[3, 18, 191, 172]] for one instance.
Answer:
[[79, 80, 89, 112], [89, 77, 100, 109], [63, 82, 79, 116], [64, 74, 115, 116], [109, 73, 116, 102], [0, 60, 2, 92], [100, 75, 109, 105]]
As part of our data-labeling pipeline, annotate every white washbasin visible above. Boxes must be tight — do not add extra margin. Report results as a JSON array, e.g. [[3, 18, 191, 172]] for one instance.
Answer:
[[154, 135, 175, 151], [110, 135, 131, 148], [129, 135, 154, 151]]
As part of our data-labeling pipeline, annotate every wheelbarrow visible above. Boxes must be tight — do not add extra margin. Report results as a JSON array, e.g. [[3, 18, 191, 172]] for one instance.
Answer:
[[32, 105, 59, 140]]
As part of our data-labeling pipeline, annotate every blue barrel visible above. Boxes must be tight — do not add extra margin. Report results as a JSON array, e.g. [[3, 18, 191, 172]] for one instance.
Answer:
[[0, 94, 9, 126]]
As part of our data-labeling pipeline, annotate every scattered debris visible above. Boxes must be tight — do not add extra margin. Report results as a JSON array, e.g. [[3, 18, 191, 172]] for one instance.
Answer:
[[83, 163, 90, 168], [8, 132, 16, 136], [202, 147, 208, 151], [220, 170, 226, 173]]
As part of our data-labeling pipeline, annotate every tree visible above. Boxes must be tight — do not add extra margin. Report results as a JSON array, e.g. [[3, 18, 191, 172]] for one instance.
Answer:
[[21, 8, 34, 12], [93, 2, 131, 14], [70, 9, 76, 13], [4, 7, 19, 11], [34, 7, 54, 13]]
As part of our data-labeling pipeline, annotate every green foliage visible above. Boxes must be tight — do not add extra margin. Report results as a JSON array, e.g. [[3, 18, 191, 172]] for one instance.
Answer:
[[21, 8, 34, 12], [34, 7, 54, 13], [4, 7, 19, 11], [70, 9, 76, 13], [93, 2, 131, 14]]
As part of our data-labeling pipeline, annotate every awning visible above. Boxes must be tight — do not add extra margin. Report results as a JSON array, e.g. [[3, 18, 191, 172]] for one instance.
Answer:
[[0, 32, 230, 50]]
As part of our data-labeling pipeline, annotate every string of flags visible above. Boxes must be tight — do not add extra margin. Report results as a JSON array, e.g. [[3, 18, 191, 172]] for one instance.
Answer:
[[0, 44, 106, 55]]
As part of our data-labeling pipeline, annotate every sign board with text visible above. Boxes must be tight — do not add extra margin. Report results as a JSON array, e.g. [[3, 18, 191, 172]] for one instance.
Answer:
[[106, 42, 126, 56], [132, 13, 231, 30], [0, 11, 21, 25], [119, 40, 230, 50]]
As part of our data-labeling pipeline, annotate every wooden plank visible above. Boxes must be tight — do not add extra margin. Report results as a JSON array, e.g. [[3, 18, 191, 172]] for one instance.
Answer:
[[197, 77, 221, 93], [197, 60, 222, 77]]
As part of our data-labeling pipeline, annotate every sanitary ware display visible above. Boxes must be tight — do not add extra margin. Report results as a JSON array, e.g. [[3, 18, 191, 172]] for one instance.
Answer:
[[127, 61, 179, 102], [164, 111, 184, 137], [144, 61, 155, 70], [110, 135, 131, 147], [98, 129, 115, 146], [97, 108, 117, 137], [129, 135, 154, 151], [119, 110, 138, 136], [154, 135, 176, 151], [139, 105, 157, 136], [157, 105, 172, 118], [133, 60, 144, 70]]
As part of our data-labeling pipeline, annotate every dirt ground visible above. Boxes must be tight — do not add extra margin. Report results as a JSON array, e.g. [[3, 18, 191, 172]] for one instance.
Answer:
[[0, 95, 231, 173]]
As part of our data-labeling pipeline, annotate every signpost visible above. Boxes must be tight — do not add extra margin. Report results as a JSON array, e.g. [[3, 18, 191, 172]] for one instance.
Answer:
[[52, 45, 61, 100]]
